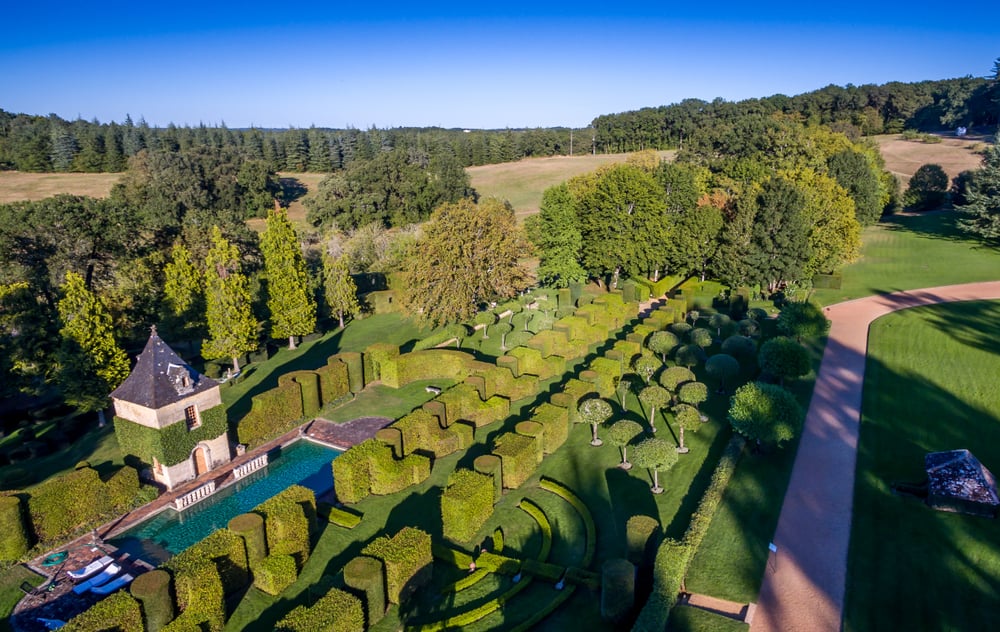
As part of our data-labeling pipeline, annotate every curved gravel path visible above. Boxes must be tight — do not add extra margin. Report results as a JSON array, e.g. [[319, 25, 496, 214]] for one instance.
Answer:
[[752, 281, 1000, 632]]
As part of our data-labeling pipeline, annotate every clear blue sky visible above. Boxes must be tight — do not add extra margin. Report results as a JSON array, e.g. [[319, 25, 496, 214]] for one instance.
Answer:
[[2, 1, 996, 129]]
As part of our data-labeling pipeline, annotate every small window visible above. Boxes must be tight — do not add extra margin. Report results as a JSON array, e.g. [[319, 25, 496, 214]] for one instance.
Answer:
[[185, 405, 201, 430]]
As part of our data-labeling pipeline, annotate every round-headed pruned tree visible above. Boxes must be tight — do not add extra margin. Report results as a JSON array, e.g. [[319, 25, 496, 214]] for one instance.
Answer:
[[722, 334, 756, 360], [638, 385, 671, 433], [747, 307, 768, 323], [632, 354, 662, 385], [607, 419, 644, 469], [737, 318, 760, 337], [776, 301, 829, 342], [632, 437, 679, 494], [687, 309, 700, 326], [675, 344, 707, 369], [678, 381, 709, 420], [493, 321, 513, 351], [475, 311, 497, 339], [690, 327, 714, 349], [615, 374, 636, 410], [709, 313, 733, 338], [728, 381, 804, 449], [578, 397, 614, 446], [659, 366, 695, 404], [669, 321, 693, 338], [758, 337, 811, 386], [647, 330, 679, 363], [705, 353, 740, 393], [672, 403, 701, 453]]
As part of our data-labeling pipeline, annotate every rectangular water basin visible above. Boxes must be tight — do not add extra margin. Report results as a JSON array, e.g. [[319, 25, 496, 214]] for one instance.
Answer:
[[109, 439, 339, 566]]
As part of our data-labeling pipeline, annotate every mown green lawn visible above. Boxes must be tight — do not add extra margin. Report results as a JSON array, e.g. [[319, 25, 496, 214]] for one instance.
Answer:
[[845, 300, 1000, 631], [811, 212, 1000, 306], [0, 565, 43, 632]]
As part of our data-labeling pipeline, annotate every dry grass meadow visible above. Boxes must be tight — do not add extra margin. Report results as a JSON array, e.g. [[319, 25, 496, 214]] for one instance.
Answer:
[[873, 132, 990, 185], [0, 171, 121, 203]]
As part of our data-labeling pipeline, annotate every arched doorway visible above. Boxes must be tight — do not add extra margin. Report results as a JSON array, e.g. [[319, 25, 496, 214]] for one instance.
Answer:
[[193, 446, 210, 476]]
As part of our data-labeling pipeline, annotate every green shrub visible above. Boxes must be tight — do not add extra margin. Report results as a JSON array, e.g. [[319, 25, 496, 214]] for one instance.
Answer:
[[370, 449, 431, 496], [254, 485, 316, 571], [228, 513, 267, 569], [473, 454, 502, 503], [316, 358, 350, 405], [514, 420, 545, 462], [441, 469, 495, 543], [626, 514, 661, 567], [236, 378, 304, 447], [508, 585, 576, 632], [277, 587, 365, 632], [475, 365, 537, 402], [362, 527, 433, 605], [509, 346, 566, 379], [363, 342, 400, 383], [105, 466, 141, 511], [496, 355, 519, 377], [375, 427, 403, 457], [325, 505, 363, 529], [601, 558, 636, 622], [412, 324, 468, 351], [475, 550, 521, 575], [379, 349, 475, 388], [254, 553, 297, 596], [539, 478, 597, 566], [518, 498, 552, 561], [436, 382, 509, 428], [333, 440, 376, 504], [530, 403, 569, 454], [177, 528, 250, 594], [27, 466, 108, 542], [343, 556, 386, 628], [63, 591, 144, 632], [412, 577, 533, 631], [338, 351, 365, 393], [392, 409, 470, 458], [130, 569, 174, 632], [0, 495, 30, 561], [492, 433, 539, 490], [565, 566, 601, 589], [165, 558, 225, 632], [520, 557, 563, 582], [631, 538, 690, 631]]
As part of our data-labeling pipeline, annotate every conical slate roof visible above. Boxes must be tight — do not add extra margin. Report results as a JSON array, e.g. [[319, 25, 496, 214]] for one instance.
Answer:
[[925, 449, 1000, 506], [110, 327, 217, 409]]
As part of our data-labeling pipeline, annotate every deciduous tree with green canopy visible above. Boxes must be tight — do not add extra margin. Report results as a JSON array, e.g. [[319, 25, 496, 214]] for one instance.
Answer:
[[578, 397, 613, 446], [615, 374, 635, 409], [827, 149, 884, 226], [632, 437, 678, 494], [400, 198, 531, 327], [56, 271, 129, 424], [607, 419, 643, 469], [782, 167, 862, 276], [262, 207, 317, 349], [678, 381, 709, 420], [758, 337, 811, 386], [638, 385, 670, 433], [632, 355, 661, 385], [322, 253, 359, 329], [203, 226, 258, 373], [525, 184, 586, 288], [746, 177, 811, 293], [728, 381, 804, 449], [671, 404, 701, 453], [475, 311, 497, 339], [904, 163, 949, 211]]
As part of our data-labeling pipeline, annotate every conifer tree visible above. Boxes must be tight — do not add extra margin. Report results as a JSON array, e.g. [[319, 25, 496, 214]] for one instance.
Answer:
[[56, 271, 129, 424], [323, 253, 360, 329], [203, 226, 258, 372], [163, 241, 205, 338], [261, 207, 316, 348]]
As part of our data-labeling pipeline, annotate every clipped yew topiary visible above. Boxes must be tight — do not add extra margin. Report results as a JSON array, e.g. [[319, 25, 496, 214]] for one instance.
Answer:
[[63, 591, 144, 632], [254, 485, 316, 571], [530, 402, 569, 454], [343, 556, 386, 628], [601, 558, 636, 622], [131, 569, 174, 632], [473, 454, 502, 502], [254, 553, 297, 596], [228, 513, 267, 569], [165, 558, 225, 632], [626, 515, 661, 566], [441, 469, 495, 543], [492, 432, 539, 490], [0, 495, 30, 561], [362, 527, 433, 605], [277, 587, 365, 632]]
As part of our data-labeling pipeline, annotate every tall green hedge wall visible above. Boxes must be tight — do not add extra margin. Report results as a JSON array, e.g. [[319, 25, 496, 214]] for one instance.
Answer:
[[363, 342, 400, 383], [130, 569, 175, 632], [379, 349, 476, 388], [0, 495, 30, 561], [115, 404, 228, 467], [254, 553, 297, 596], [163, 559, 225, 632], [361, 527, 433, 605], [63, 591, 144, 632], [276, 587, 365, 632], [530, 403, 569, 454], [435, 383, 509, 428], [343, 556, 386, 628], [254, 484, 316, 571], [508, 346, 565, 380], [334, 439, 431, 503], [492, 432, 540, 490], [236, 379, 303, 447], [441, 469, 495, 543]]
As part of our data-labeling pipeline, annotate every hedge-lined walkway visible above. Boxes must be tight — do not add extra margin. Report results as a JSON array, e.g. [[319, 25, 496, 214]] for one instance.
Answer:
[[752, 281, 1000, 632]]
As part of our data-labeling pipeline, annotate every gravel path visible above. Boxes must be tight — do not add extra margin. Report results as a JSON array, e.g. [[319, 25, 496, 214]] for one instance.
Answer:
[[752, 281, 1000, 632]]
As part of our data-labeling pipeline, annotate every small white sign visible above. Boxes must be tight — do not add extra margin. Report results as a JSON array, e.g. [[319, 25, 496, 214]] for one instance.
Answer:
[[768, 542, 778, 553]]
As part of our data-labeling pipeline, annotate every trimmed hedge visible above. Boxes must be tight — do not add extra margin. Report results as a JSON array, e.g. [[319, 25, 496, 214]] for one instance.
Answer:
[[164, 558, 225, 632], [518, 498, 552, 561], [363, 342, 400, 383], [379, 349, 475, 388], [277, 587, 365, 632], [508, 346, 566, 380], [436, 383, 509, 428], [473, 454, 502, 503], [343, 556, 386, 628], [0, 495, 29, 561], [254, 485, 316, 571], [362, 527, 433, 605], [530, 403, 569, 454], [508, 585, 576, 632], [116, 403, 228, 466], [131, 569, 174, 632], [254, 553, 297, 596], [168, 527, 249, 598], [631, 538, 689, 632], [27, 466, 106, 542], [441, 469, 495, 543], [601, 558, 636, 622], [316, 358, 350, 405], [392, 409, 471, 458], [492, 432, 539, 490], [63, 591, 144, 632], [339, 352, 365, 393], [333, 440, 376, 504], [626, 515, 661, 567], [539, 478, 597, 567], [521, 558, 563, 582], [412, 324, 469, 350], [475, 550, 521, 575], [283, 371, 321, 418], [411, 576, 533, 632], [228, 512, 267, 569], [325, 505, 363, 529], [236, 377, 304, 447]]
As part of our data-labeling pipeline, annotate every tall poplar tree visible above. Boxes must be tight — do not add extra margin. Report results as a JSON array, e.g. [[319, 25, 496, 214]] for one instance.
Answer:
[[323, 253, 360, 328], [163, 241, 205, 339], [203, 226, 258, 372], [261, 207, 316, 349], [56, 271, 129, 424]]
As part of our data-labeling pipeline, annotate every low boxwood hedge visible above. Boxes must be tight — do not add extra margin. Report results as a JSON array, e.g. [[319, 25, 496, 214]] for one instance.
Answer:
[[601, 558, 636, 622], [539, 478, 596, 567], [518, 498, 552, 561]]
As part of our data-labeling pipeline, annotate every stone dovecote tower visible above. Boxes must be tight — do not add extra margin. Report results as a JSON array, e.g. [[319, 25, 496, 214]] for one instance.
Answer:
[[111, 327, 231, 490]]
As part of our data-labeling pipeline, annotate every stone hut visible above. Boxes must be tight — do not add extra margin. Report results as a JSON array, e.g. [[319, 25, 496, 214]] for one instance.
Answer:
[[111, 327, 231, 490], [925, 449, 999, 518]]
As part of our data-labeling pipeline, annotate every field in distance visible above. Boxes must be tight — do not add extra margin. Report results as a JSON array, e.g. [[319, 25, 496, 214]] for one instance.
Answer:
[[873, 132, 991, 185], [0, 171, 121, 203]]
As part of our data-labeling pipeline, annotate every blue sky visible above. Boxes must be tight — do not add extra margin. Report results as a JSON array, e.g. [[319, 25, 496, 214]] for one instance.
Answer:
[[2, 2, 996, 129]]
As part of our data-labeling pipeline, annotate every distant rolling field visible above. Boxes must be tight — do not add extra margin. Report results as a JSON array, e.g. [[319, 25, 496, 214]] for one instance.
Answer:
[[872, 132, 990, 185], [0, 171, 121, 203]]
